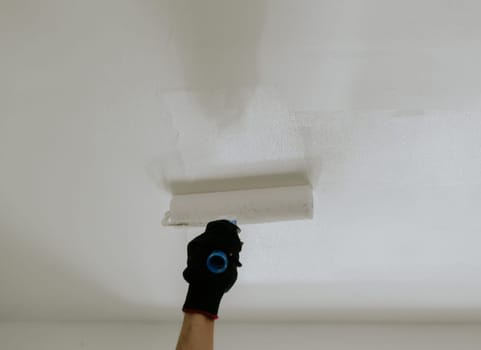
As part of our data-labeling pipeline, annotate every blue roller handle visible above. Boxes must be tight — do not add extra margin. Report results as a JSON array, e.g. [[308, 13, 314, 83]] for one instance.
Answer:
[[206, 250, 228, 274], [206, 219, 237, 274]]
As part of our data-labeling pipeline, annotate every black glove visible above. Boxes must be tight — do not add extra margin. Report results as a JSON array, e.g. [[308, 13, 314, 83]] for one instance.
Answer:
[[182, 219, 243, 319]]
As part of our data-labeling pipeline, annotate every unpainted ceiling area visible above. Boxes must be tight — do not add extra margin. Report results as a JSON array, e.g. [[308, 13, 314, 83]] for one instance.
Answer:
[[1, 0, 481, 321]]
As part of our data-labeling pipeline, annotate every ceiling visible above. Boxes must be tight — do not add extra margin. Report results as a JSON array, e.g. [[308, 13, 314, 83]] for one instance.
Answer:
[[1, 0, 481, 322]]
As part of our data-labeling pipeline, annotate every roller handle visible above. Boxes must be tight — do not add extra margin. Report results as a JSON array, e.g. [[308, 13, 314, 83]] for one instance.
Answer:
[[205, 219, 237, 274], [206, 250, 228, 274]]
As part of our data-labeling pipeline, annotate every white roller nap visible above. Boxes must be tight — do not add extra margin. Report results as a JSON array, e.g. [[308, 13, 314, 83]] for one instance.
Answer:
[[163, 185, 313, 226]]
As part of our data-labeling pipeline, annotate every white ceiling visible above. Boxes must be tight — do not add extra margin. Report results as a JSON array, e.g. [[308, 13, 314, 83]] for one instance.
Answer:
[[1, 0, 481, 322]]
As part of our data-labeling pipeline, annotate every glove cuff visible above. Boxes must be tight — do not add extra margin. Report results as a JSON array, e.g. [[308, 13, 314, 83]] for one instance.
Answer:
[[182, 284, 224, 320]]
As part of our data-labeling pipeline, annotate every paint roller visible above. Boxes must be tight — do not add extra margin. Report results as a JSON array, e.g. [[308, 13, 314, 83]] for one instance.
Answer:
[[163, 185, 313, 273]]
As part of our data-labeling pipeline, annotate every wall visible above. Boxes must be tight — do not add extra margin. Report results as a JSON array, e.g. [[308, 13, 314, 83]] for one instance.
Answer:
[[2, 0, 481, 323], [2, 322, 481, 350]]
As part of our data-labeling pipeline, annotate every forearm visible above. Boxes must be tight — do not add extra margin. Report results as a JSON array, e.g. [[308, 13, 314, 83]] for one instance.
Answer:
[[176, 313, 215, 350]]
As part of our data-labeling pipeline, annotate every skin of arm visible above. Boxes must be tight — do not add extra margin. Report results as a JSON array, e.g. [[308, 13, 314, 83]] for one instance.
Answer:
[[176, 313, 215, 350]]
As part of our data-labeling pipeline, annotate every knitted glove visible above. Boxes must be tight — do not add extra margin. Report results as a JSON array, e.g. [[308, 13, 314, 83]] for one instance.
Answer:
[[182, 220, 243, 319]]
